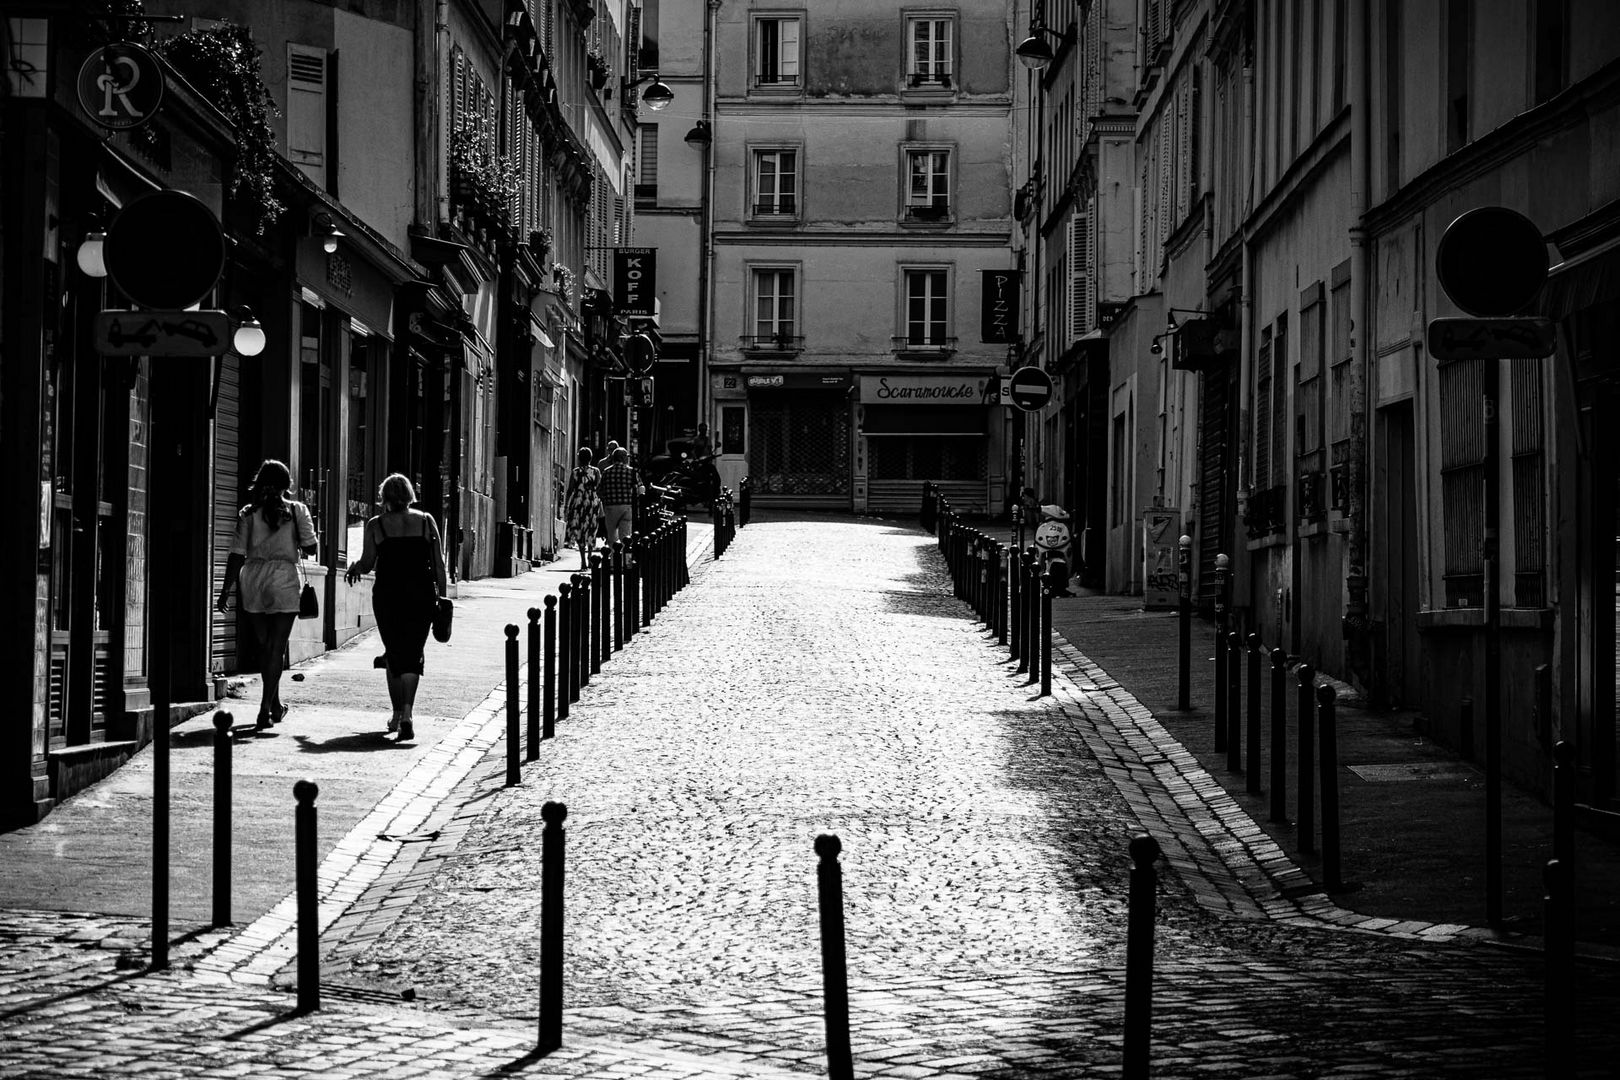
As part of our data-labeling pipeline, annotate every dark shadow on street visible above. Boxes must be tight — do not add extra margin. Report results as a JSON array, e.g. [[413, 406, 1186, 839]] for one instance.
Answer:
[[291, 732, 409, 754]]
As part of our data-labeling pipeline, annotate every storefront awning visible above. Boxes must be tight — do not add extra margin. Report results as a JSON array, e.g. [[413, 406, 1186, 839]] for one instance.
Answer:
[[861, 403, 985, 436]]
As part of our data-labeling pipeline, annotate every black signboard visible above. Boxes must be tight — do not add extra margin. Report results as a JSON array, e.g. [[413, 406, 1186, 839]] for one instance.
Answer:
[[613, 247, 657, 316], [980, 269, 1019, 343]]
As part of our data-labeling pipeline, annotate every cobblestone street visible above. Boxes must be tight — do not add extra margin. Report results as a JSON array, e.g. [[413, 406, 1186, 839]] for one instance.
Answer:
[[2, 515, 1617, 1078]]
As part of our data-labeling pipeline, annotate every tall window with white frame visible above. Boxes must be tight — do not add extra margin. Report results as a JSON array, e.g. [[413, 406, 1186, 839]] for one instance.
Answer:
[[904, 268, 949, 347], [907, 15, 953, 87], [753, 148, 798, 216], [752, 267, 797, 348], [905, 149, 950, 219], [754, 15, 801, 87]]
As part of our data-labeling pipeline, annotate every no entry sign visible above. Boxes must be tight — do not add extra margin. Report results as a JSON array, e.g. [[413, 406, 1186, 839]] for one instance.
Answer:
[[1008, 366, 1053, 411]]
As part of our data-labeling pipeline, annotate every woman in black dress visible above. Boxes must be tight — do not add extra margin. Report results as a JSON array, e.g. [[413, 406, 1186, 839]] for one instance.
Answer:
[[345, 473, 448, 741]]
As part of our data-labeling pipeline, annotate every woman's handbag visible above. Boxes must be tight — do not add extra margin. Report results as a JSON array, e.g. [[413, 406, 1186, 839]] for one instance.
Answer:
[[297, 555, 318, 619], [432, 596, 453, 642]]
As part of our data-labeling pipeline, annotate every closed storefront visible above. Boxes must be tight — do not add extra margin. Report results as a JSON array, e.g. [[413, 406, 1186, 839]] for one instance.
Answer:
[[858, 374, 996, 514], [742, 371, 852, 507]]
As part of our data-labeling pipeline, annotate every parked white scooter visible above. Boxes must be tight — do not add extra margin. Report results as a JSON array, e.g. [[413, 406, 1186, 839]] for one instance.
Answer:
[[1033, 504, 1075, 596]]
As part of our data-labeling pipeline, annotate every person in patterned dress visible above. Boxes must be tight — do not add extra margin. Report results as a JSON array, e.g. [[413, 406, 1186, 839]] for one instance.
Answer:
[[563, 446, 604, 570]]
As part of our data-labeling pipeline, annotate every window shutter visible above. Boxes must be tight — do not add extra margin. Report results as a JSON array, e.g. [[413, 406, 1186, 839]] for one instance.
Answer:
[[1069, 214, 1090, 339], [288, 44, 327, 186], [780, 19, 800, 78], [1085, 194, 1099, 326], [1176, 84, 1191, 220]]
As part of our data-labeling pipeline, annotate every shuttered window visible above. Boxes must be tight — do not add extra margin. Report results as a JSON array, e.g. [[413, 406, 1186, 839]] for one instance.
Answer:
[[636, 123, 658, 204], [1069, 213, 1090, 339], [756, 17, 801, 86], [288, 44, 327, 187], [1255, 328, 1273, 488], [1271, 314, 1288, 488], [1439, 358, 1485, 607]]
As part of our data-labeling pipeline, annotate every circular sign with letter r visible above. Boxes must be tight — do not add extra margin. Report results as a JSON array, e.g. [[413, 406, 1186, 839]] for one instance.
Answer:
[[77, 42, 166, 132]]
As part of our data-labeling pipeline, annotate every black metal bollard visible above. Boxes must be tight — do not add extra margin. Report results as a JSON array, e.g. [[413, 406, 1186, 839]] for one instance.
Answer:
[[625, 537, 640, 639], [294, 779, 319, 1013], [814, 834, 854, 1080], [1226, 631, 1242, 773], [612, 543, 624, 653], [739, 476, 752, 527], [1246, 634, 1262, 793], [1297, 663, 1316, 854], [527, 608, 541, 760], [1269, 648, 1289, 823], [212, 711, 233, 927], [542, 596, 557, 739], [505, 625, 521, 787], [1008, 545, 1022, 664], [537, 800, 567, 1051], [1123, 834, 1163, 1080], [715, 502, 725, 560], [1543, 857, 1573, 1080], [1214, 623, 1227, 753], [920, 480, 934, 533], [1459, 695, 1475, 761], [590, 552, 606, 673], [1553, 740, 1576, 875], [1177, 589, 1192, 712], [1039, 572, 1053, 698], [557, 583, 573, 715], [680, 515, 690, 588], [1317, 683, 1342, 891], [573, 573, 590, 690], [995, 545, 1008, 647]]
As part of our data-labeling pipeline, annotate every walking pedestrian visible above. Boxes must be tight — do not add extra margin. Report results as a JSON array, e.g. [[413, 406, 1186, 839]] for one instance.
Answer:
[[599, 447, 637, 543], [344, 473, 448, 742], [216, 459, 319, 731], [563, 447, 604, 570]]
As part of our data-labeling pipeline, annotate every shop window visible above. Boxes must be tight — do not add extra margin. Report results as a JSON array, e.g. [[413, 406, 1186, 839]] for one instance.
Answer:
[[903, 268, 950, 346], [297, 298, 332, 547], [1439, 357, 1485, 607], [754, 15, 801, 88], [720, 405, 746, 455], [752, 148, 798, 216], [904, 149, 951, 220], [906, 16, 953, 87], [345, 328, 378, 561]]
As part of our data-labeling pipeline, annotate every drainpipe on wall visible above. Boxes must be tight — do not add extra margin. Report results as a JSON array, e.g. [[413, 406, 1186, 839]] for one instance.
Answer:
[[1344, 0, 1372, 685], [699, 0, 719, 430]]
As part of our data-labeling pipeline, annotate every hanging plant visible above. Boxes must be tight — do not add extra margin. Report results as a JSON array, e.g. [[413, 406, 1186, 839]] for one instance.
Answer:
[[156, 22, 284, 235], [449, 116, 518, 230], [553, 263, 576, 300]]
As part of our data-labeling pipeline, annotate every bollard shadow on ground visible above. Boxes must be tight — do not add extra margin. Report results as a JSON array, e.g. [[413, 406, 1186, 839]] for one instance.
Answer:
[[480, 1046, 560, 1074]]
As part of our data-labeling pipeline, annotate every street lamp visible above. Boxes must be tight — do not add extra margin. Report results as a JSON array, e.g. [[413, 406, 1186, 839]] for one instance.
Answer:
[[232, 307, 266, 357], [1015, 32, 1056, 69], [77, 231, 108, 278], [627, 73, 675, 111], [314, 214, 343, 253], [683, 120, 712, 147]]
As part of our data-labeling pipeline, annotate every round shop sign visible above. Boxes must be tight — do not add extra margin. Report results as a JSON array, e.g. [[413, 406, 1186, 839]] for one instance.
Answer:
[[104, 190, 226, 310], [77, 42, 166, 131], [1035, 519, 1071, 550]]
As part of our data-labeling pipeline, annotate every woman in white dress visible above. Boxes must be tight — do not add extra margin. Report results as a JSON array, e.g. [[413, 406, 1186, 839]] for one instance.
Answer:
[[216, 460, 318, 729]]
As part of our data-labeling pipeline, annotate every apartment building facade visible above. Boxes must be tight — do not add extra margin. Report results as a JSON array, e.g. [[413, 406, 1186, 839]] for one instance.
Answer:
[[704, 0, 1017, 513]]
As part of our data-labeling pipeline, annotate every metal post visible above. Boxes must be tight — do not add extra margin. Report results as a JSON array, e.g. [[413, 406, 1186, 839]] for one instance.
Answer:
[[625, 536, 639, 638], [1483, 357, 1503, 926], [1008, 544, 1022, 664], [679, 514, 690, 589], [527, 607, 541, 760], [1227, 631, 1242, 773], [590, 552, 606, 673], [1123, 834, 1162, 1080], [1246, 634, 1262, 793], [1177, 536, 1192, 711], [1023, 550, 1040, 686], [573, 573, 590, 689], [1213, 554, 1230, 753], [505, 625, 521, 787], [814, 834, 854, 1080], [1318, 684, 1342, 891], [212, 711, 233, 927], [538, 801, 567, 1051], [557, 583, 573, 715], [294, 779, 319, 1012], [995, 544, 1008, 647], [611, 543, 622, 653], [1270, 648, 1289, 823], [542, 596, 557, 739], [1040, 572, 1053, 698], [1297, 663, 1316, 854], [150, 562, 171, 971], [1543, 857, 1573, 1080]]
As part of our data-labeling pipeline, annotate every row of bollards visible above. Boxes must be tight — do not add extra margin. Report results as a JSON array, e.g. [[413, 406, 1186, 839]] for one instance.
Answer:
[[934, 496, 1052, 698], [504, 517, 701, 786], [713, 487, 739, 558]]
